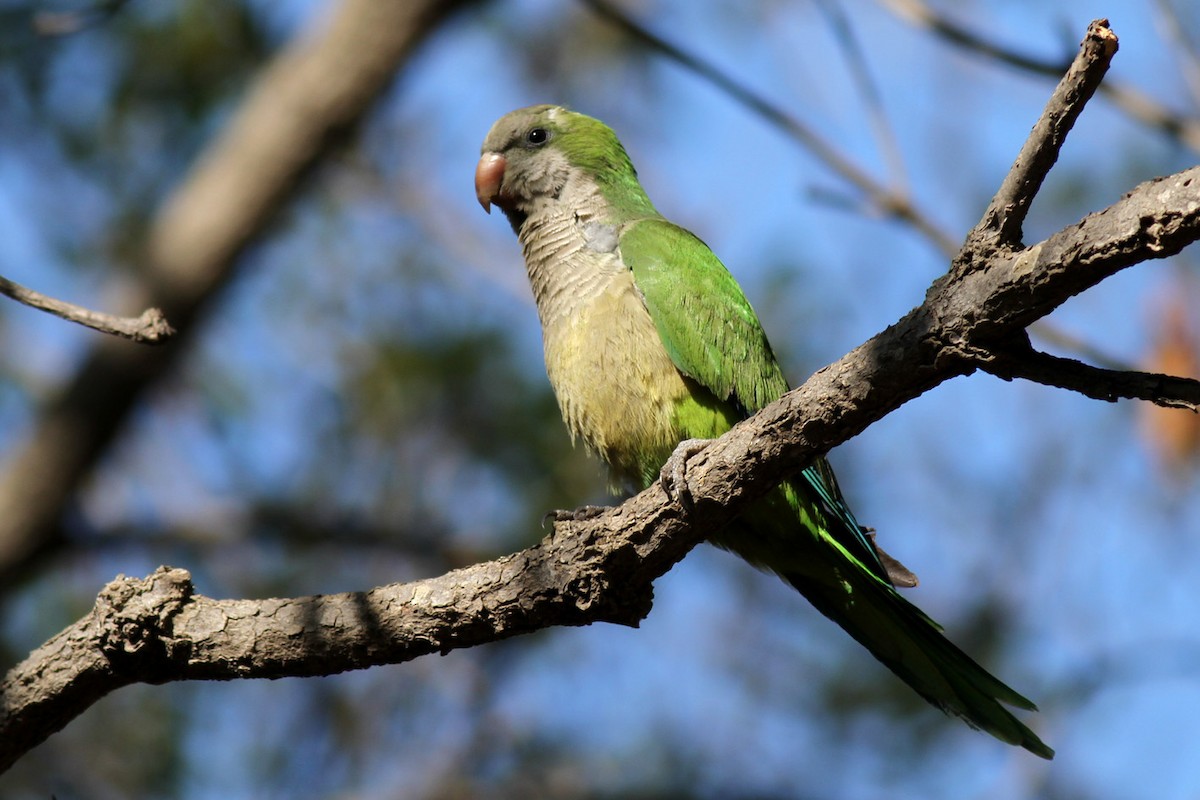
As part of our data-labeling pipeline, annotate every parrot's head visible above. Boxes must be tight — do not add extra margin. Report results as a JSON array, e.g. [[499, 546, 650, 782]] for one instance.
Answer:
[[476, 105, 645, 229]]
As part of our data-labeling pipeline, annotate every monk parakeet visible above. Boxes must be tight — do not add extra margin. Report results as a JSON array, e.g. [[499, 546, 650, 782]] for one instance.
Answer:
[[475, 104, 1052, 758]]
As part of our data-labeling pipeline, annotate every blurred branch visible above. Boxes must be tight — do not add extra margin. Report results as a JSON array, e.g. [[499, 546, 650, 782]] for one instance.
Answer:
[[879, 0, 1200, 153], [1151, 0, 1200, 109], [6, 19, 1200, 771], [1026, 322, 1134, 372], [814, 0, 910, 193], [586, 0, 1132, 373], [0, 274, 174, 344], [32, 0, 132, 36], [580, 0, 960, 255], [0, 0, 481, 586]]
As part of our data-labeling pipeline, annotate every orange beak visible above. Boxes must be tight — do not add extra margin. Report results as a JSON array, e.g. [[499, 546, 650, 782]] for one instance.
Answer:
[[474, 152, 506, 214]]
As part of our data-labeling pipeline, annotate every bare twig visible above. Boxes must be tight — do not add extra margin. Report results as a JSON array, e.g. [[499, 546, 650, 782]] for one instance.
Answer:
[[968, 19, 1117, 251], [1151, 0, 1200, 109], [814, 0, 910, 192], [585, 0, 1131, 370], [1027, 321, 1136, 373], [0, 275, 174, 344]]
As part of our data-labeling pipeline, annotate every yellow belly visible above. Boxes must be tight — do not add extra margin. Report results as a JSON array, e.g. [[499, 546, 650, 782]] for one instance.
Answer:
[[542, 269, 691, 488]]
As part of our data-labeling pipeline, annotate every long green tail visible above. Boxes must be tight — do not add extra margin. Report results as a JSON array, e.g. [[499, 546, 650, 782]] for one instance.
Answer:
[[716, 473, 1053, 759], [784, 564, 1054, 759]]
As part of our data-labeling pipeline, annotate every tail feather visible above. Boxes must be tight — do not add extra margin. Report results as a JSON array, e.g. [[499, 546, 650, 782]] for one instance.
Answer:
[[786, 568, 1054, 759], [712, 476, 1053, 758]]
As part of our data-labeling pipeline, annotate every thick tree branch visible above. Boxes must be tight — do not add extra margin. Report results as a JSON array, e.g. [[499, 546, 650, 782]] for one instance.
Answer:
[[0, 275, 174, 344], [0, 500, 695, 774], [4, 18, 1200, 774]]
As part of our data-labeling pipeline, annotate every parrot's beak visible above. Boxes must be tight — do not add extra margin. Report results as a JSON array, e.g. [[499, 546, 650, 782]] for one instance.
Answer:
[[475, 152, 506, 214]]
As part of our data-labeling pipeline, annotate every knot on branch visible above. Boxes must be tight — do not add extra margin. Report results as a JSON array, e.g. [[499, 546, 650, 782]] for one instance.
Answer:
[[95, 566, 194, 677], [561, 568, 655, 627], [547, 516, 657, 627], [135, 307, 176, 344]]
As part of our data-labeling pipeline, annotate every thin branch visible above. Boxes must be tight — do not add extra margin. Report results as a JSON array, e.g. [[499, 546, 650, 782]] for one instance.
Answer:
[[1151, 0, 1200, 109], [879, 0, 1200, 153], [0, 275, 174, 344], [1027, 321, 1136, 373], [969, 19, 1117, 251], [580, 0, 960, 255], [586, 0, 1128, 371], [983, 337, 1200, 410], [815, 0, 910, 192]]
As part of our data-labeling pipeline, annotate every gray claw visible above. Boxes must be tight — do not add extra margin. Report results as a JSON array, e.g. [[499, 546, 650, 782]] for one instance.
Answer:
[[659, 438, 712, 513]]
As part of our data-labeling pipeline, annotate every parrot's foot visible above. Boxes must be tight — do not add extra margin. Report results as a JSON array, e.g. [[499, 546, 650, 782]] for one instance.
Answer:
[[543, 505, 610, 527], [660, 438, 713, 513]]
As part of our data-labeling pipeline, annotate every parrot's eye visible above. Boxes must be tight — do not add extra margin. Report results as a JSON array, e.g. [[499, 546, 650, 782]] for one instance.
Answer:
[[525, 127, 550, 146]]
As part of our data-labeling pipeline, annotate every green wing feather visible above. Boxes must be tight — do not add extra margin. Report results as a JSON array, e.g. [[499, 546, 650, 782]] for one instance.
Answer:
[[620, 218, 787, 415], [619, 217, 889, 581]]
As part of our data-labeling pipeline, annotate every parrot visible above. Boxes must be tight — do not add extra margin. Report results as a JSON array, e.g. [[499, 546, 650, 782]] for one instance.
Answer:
[[475, 104, 1052, 759]]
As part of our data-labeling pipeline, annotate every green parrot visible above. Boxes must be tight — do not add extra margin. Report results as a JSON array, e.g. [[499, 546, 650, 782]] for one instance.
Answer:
[[475, 104, 1052, 759]]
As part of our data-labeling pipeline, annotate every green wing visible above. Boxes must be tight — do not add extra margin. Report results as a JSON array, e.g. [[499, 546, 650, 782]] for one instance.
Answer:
[[619, 218, 787, 414], [619, 217, 890, 583]]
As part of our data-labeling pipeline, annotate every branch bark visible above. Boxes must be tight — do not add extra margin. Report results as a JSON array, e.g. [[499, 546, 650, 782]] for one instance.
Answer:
[[4, 17, 1200, 774]]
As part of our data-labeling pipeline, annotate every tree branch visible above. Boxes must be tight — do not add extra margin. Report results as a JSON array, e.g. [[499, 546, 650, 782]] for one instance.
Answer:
[[0, 275, 174, 344], [4, 18, 1200, 774], [983, 339, 1200, 410], [970, 19, 1117, 250]]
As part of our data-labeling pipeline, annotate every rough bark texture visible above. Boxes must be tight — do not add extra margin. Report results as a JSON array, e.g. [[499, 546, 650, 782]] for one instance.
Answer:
[[3, 18, 1200, 775]]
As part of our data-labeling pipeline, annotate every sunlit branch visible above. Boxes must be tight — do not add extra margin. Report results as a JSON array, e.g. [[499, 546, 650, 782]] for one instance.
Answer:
[[966, 19, 1117, 251], [0, 274, 174, 344]]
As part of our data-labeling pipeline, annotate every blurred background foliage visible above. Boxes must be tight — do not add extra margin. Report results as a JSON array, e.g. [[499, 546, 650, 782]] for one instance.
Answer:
[[1, 0, 1200, 797]]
